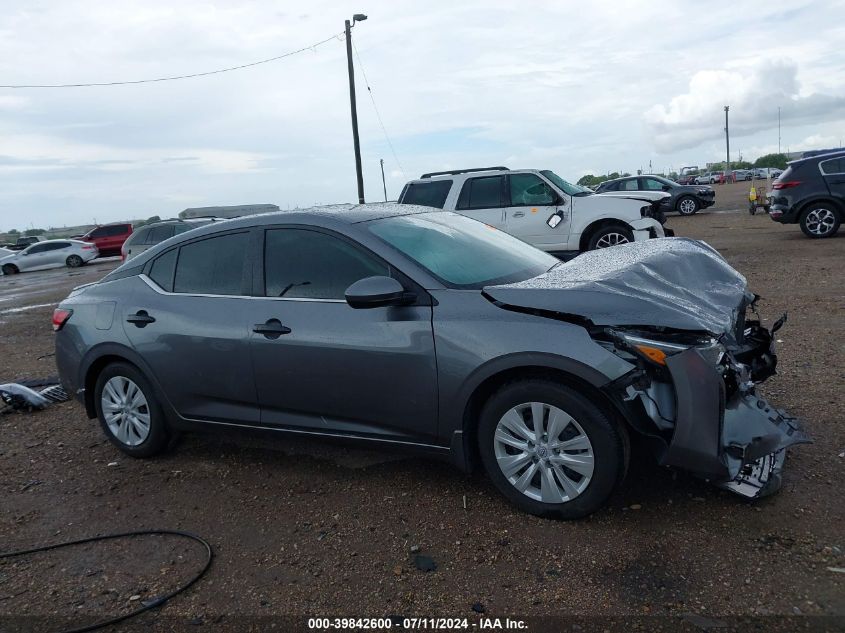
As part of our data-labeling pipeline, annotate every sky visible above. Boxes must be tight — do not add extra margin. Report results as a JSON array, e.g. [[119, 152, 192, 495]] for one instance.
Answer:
[[1, 0, 844, 229]]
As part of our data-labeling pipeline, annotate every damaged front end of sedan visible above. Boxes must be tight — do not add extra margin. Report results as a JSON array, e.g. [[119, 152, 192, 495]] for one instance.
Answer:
[[485, 237, 810, 499]]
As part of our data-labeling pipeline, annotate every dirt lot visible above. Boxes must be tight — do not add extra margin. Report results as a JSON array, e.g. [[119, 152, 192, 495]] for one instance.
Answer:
[[0, 212, 843, 632]]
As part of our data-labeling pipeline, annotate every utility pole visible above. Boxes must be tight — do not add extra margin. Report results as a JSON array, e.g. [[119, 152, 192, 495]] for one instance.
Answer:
[[778, 107, 781, 155], [345, 14, 368, 204], [379, 159, 388, 201], [724, 105, 730, 178]]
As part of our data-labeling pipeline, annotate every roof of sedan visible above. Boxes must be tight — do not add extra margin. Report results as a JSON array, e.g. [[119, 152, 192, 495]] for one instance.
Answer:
[[220, 202, 433, 228]]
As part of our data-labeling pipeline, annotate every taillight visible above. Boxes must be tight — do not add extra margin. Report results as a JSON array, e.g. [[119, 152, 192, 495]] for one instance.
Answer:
[[81, 244, 95, 250], [52, 308, 73, 332], [772, 180, 802, 190]]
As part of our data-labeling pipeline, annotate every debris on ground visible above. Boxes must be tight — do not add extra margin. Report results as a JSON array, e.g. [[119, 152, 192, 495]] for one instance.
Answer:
[[413, 554, 437, 572], [0, 378, 69, 414]]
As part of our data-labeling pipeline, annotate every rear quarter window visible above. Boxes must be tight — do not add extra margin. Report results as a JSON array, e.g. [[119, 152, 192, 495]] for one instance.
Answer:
[[148, 249, 177, 291], [400, 180, 452, 208], [820, 158, 845, 175]]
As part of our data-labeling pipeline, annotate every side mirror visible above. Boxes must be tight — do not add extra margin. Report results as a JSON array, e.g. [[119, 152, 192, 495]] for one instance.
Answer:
[[345, 276, 414, 309]]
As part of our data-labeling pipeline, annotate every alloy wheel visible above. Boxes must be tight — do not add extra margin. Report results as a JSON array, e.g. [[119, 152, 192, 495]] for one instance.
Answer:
[[493, 402, 595, 503], [595, 232, 630, 248], [805, 208, 836, 236], [67, 255, 83, 267], [678, 198, 697, 215], [101, 376, 151, 446]]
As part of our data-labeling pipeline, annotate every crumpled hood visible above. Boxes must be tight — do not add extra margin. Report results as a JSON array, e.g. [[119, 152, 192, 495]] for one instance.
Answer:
[[484, 238, 753, 335]]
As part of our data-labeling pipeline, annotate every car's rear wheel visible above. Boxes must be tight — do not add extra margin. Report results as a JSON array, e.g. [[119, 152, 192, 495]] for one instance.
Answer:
[[66, 254, 84, 268], [588, 225, 634, 250], [95, 362, 169, 458], [2, 264, 18, 275], [478, 379, 626, 519], [799, 205, 840, 238], [677, 196, 699, 216]]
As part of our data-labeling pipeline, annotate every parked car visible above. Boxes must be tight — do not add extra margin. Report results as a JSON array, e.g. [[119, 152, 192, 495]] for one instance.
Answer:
[[753, 168, 783, 180], [1, 239, 98, 274], [6, 235, 46, 251], [54, 204, 807, 519], [695, 171, 724, 185], [81, 222, 133, 257], [121, 218, 225, 262], [0, 247, 12, 259], [768, 150, 844, 238], [677, 173, 699, 185], [733, 169, 753, 181], [398, 167, 671, 256], [595, 175, 715, 216]]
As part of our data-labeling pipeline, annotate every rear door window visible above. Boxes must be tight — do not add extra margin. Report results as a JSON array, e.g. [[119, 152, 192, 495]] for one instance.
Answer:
[[128, 227, 151, 245], [456, 176, 506, 209], [148, 249, 178, 291], [173, 232, 249, 295], [146, 225, 175, 244], [400, 180, 452, 208], [264, 228, 390, 299], [820, 158, 845, 175]]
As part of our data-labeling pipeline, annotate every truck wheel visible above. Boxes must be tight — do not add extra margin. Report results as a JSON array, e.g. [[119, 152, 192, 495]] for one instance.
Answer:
[[588, 225, 634, 250], [799, 205, 840, 238], [677, 196, 699, 216], [477, 378, 627, 519]]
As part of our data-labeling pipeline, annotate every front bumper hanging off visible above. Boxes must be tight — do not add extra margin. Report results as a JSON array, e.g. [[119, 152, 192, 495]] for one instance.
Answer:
[[660, 347, 810, 499]]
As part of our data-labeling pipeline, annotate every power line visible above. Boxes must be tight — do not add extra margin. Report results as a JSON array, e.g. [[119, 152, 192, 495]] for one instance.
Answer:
[[0, 32, 343, 88], [350, 38, 405, 180]]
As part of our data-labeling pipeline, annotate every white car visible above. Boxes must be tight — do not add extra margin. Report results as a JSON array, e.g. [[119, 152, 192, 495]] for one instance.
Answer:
[[398, 167, 670, 255], [0, 239, 98, 275]]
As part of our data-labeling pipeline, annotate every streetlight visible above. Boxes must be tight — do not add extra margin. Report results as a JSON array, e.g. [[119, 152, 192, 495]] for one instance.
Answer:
[[345, 14, 368, 204], [724, 105, 730, 179]]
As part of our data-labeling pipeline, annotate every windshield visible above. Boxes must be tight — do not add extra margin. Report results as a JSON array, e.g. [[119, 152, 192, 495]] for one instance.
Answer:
[[540, 170, 593, 196], [367, 212, 558, 289]]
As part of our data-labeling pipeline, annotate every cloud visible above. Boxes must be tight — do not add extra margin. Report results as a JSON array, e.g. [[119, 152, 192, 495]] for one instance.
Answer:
[[644, 59, 845, 153]]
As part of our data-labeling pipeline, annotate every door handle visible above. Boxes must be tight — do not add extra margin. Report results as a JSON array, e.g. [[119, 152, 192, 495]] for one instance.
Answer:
[[512, 210, 525, 218], [253, 318, 292, 339], [126, 310, 155, 327]]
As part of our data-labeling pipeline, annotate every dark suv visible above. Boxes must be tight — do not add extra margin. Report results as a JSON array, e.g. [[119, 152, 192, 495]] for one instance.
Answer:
[[595, 175, 715, 216], [769, 151, 844, 238]]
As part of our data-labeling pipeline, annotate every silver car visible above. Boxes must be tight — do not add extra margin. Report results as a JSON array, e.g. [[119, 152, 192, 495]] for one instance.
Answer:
[[0, 239, 98, 275]]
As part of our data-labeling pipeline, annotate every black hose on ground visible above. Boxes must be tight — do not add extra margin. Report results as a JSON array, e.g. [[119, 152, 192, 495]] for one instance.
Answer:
[[0, 529, 213, 633]]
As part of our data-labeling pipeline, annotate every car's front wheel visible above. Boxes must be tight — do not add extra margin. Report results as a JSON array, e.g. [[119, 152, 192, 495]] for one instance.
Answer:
[[66, 254, 84, 268], [1, 264, 18, 275], [676, 196, 699, 216], [478, 379, 627, 519], [95, 362, 169, 457], [799, 204, 840, 238], [588, 225, 634, 250]]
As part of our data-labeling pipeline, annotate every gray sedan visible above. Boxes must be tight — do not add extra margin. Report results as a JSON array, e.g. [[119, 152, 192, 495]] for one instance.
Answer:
[[53, 204, 807, 518], [1, 239, 98, 275]]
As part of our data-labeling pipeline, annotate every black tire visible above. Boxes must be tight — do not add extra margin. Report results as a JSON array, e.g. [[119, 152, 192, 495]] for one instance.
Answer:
[[799, 204, 841, 239], [2, 264, 18, 275], [587, 224, 634, 250], [477, 378, 627, 519], [94, 362, 170, 458], [676, 196, 700, 216], [66, 254, 84, 268]]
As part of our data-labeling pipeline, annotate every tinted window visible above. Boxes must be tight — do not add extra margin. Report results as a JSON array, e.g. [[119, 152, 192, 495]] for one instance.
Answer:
[[26, 243, 50, 254], [148, 248, 177, 292], [106, 224, 130, 236], [401, 180, 452, 208], [89, 227, 109, 238], [45, 242, 70, 251], [127, 227, 151, 246], [620, 179, 640, 191], [509, 173, 556, 206], [642, 178, 666, 191], [456, 176, 505, 210], [264, 229, 390, 299], [174, 223, 199, 235], [369, 212, 557, 289], [173, 232, 248, 295], [146, 225, 175, 244], [820, 158, 845, 174]]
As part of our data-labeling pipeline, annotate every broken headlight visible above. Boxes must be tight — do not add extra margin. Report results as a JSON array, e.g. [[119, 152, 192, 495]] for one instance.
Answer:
[[609, 331, 725, 367]]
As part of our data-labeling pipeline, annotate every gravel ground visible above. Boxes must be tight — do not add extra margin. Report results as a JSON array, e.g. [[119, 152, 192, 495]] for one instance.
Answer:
[[0, 213, 843, 631]]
